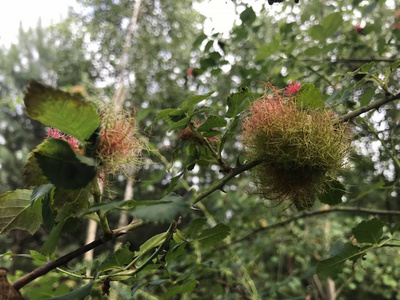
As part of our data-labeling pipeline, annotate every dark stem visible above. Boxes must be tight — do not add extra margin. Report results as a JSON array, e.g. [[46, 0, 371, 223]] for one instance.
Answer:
[[300, 58, 398, 64], [214, 207, 400, 251], [339, 93, 400, 122], [12, 220, 144, 291], [193, 159, 261, 204]]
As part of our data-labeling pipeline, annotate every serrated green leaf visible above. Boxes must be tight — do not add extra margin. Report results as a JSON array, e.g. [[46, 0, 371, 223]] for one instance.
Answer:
[[186, 218, 207, 239], [197, 223, 230, 247], [240, 6, 256, 25], [197, 115, 227, 131], [226, 87, 253, 118], [52, 187, 90, 213], [43, 282, 93, 300], [98, 242, 134, 271], [316, 243, 362, 278], [31, 183, 54, 205], [34, 139, 96, 189], [297, 83, 324, 109], [163, 279, 197, 300], [352, 218, 385, 244], [308, 25, 326, 42], [24, 80, 100, 141], [181, 91, 214, 113], [133, 194, 190, 223], [0, 190, 42, 235], [319, 181, 345, 205], [322, 12, 342, 37]]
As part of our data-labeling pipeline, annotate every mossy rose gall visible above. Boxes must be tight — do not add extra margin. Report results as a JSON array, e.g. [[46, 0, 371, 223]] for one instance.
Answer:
[[242, 84, 351, 210]]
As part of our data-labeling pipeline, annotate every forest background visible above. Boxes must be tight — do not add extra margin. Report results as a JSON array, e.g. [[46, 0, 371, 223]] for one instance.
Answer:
[[1, 0, 400, 299]]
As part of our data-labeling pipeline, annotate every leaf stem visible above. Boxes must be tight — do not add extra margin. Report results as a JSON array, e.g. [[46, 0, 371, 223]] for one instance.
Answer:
[[189, 123, 231, 172], [214, 207, 400, 251], [106, 222, 175, 280], [192, 159, 261, 204]]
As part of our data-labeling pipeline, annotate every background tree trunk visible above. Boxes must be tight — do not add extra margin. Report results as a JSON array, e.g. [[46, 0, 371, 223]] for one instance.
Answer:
[[83, 0, 141, 262]]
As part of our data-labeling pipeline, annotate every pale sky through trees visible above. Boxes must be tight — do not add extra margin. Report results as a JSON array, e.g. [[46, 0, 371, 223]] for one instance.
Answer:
[[0, 0, 78, 47], [0, 0, 243, 48]]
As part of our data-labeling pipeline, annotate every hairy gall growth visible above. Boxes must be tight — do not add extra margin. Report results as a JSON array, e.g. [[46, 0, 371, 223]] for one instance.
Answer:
[[96, 107, 142, 180], [242, 86, 350, 210]]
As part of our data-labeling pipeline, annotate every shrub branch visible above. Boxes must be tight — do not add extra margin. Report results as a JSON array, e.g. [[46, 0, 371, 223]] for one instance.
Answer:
[[339, 92, 400, 122], [12, 220, 145, 291], [214, 207, 400, 251]]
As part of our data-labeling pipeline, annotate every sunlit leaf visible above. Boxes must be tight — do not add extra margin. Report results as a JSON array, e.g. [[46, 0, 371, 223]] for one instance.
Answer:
[[226, 87, 253, 118], [0, 190, 42, 235], [297, 83, 324, 109], [24, 80, 100, 141]]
